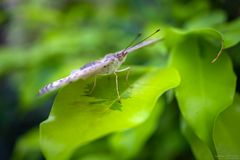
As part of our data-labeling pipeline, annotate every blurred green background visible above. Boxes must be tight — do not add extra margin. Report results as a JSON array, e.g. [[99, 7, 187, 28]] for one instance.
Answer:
[[0, 0, 239, 160]]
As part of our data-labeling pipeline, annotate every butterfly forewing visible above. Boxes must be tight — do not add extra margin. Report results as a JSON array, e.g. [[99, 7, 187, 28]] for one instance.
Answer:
[[38, 58, 113, 96]]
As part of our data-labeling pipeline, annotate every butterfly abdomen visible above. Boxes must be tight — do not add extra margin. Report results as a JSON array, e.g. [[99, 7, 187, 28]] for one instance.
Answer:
[[38, 77, 71, 96]]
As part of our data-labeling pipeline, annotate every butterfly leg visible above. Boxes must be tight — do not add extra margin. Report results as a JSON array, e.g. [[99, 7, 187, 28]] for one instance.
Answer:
[[89, 76, 97, 94], [116, 67, 131, 87], [125, 68, 131, 87], [114, 72, 121, 100]]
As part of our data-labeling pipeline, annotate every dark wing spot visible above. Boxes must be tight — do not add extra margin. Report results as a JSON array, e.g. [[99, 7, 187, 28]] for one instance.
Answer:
[[80, 61, 97, 70]]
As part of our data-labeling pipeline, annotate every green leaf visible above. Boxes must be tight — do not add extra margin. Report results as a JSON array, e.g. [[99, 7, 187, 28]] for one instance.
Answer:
[[147, 100, 190, 160], [181, 119, 214, 160], [40, 67, 180, 160], [213, 94, 240, 159], [109, 98, 165, 159], [70, 138, 115, 160], [169, 31, 236, 154], [216, 18, 240, 48], [184, 10, 226, 29], [164, 28, 223, 55]]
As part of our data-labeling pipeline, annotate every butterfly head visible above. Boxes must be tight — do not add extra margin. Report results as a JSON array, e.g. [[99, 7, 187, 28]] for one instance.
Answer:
[[115, 51, 128, 62]]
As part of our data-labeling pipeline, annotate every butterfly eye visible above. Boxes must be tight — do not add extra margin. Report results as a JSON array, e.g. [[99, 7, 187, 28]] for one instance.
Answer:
[[123, 51, 128, 56]]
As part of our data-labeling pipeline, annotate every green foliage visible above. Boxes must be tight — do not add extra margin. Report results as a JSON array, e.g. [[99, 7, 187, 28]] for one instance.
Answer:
[[214, 94, 240, 158], [40, 68, 180, 160], [39, 26, 239, 160], [168, 28, 236, 154], [181, 120, 214, 160], [216, 18, 240, 48], [1, 0, 240, 160], [109, 98, 164, 159]]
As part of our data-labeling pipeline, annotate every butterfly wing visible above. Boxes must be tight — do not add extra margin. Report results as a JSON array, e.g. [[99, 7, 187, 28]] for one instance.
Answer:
[[38, 76, 72, 96], [38, 59, 112, 96]]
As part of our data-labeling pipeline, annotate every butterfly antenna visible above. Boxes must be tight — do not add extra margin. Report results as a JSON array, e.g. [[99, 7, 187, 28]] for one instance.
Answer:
[[122, 33, 142, 53], [120, 29, 160, 55], [132, 29, 160, 47]]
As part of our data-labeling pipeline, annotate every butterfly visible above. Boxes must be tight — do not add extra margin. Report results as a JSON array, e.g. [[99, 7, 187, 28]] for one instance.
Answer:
[[39, 29, 161, 99]]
